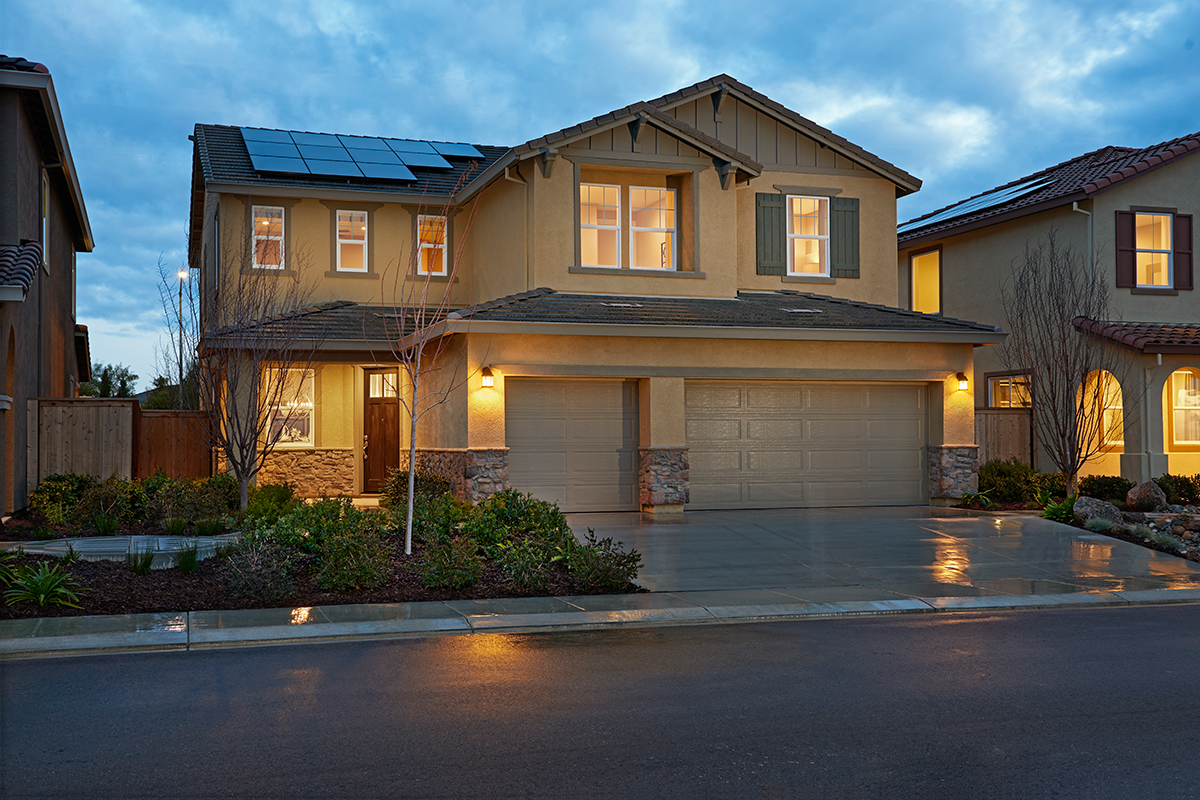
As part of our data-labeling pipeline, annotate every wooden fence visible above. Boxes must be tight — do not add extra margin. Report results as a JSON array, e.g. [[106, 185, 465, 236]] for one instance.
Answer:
[[27, 399, 212, 494], [975, 408, 1033, 466]]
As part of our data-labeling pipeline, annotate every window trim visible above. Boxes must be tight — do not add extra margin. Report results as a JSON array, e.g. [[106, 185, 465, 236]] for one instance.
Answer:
[[417, 213, 448, 276], [908, 245, 942, 315], [786, 195, 830, 276], [251, 204, 285, 271], [987, 372, 1032, 409], [1168, 367, 1200, 452], [268, 367, 315, 449], [580, 182, 622, 269], [336, 209, 368, 273], [1134, 211, 1173, 289], [627, 185, 677, 270]]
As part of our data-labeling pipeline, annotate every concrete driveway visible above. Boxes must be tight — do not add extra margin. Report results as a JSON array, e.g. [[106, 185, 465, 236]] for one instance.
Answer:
[[566, 507, 1200, 601]]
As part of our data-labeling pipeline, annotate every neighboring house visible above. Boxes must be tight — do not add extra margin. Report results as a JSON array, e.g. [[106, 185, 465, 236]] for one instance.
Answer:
[[897, 131, 1200, 483], [188, 74, 1003, 513], [0, 56, 93, 515]]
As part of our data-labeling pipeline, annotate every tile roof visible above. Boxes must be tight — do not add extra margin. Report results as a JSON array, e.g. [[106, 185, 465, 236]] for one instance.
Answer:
[[899, 130, 1200, 242], [1074, 318, 1200, 354], [193, 124, 509, 198], [0, 241, 42, 299], [0, 55, 49, 74]]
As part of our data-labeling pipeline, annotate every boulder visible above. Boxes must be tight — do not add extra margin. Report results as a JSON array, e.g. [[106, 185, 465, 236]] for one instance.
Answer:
[[1073, 496, 1123, 527], [1121, 511, 1149, 525], [1127, 481, 1168, 512]]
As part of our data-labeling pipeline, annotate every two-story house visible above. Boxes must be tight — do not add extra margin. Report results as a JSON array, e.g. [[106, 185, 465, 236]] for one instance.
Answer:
[[897, 131, 1200, 484], [189, 75, 1004, 513], [0, 55, 93, 516]]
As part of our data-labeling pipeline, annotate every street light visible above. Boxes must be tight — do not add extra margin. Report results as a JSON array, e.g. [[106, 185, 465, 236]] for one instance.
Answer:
[[178, 269, 188, 408]]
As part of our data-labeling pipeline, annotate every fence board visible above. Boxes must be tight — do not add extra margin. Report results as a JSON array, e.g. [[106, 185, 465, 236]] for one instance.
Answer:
[[137, 411, 213, 479], [975, 409, 1032, 466], [36, 399, 136, 481]]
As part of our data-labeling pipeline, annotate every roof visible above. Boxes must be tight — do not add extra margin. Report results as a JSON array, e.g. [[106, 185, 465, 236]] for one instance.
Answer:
[[899, 130, 1200, 244], [0, 55, 48, 74], [0, 241, 42, 301], [1074, 318, 1200, 355]]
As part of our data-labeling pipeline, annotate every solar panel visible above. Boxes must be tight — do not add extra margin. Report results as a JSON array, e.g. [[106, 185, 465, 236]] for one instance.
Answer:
[[297, 143, 352, 162], [347, 147, 402, 164], [244, 139, 303, 158], [337, 134, 391, 151], [386, 139, 438, 154], [291, 131, 343, 147], [899, 176, 1056, 234], [431, 142, 484, 159], [248, 153, 310, 174], [357, 162, 417, 181], [240, 128, 294, 143], [303, 160, 364, 178], [396, 152, 452, 169]]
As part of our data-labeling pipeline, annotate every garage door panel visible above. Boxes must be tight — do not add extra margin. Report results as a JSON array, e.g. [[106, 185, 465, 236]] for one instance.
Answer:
[[807, 481, 868, 503], [509, 451, 568, 473], [867, 450, 924, 470], [690, 449, 742, 473], [868, 480, 924, 502], [507, 418, 568, 443], [807, 386, 865, 409], [748, 386, 804, 408], [809, 449, 865, 471], [867, 385, 924, 410], [748, 481, 806, 502], [687, 384, 744, 409], [691, 481, 744, 505], [748, 450, 805, 472], [686, 418, 742, 440], [808, 419, 864, 440], [867, 418, 923, 440], [748, 419, 804, 440]]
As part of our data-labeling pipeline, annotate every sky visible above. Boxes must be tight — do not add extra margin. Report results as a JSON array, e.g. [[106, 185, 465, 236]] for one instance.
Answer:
[[3, 0, 1199, 391]]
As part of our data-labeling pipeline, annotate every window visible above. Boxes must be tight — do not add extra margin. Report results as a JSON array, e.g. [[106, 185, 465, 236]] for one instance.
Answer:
[[787, 196, 828, 275], [253, 206, 284, 270], [580, 183, 620, 268], [1135, 212, 1172, 287], [417, 215, 446, 275], [268, 369, 313, 446], [369, 371, 398, 398], [1170, 368, 1200, 447], [1091, 370, 1123, 447], [911, 249, 940, 314], [337, 210, 367, 272], [629, 187, 676, 269], [989, 375, 1031, 408]]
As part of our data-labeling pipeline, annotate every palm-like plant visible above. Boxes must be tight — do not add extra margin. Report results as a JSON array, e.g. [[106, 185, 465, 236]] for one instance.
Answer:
[[4, 562, 86, 608]]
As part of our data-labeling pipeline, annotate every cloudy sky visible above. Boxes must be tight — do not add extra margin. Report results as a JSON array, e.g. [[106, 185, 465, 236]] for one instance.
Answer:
[[3, 0, 1198, 389]]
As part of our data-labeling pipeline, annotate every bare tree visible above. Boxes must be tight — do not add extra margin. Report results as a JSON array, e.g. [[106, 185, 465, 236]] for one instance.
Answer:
[[1000, 229, 1136, 494]]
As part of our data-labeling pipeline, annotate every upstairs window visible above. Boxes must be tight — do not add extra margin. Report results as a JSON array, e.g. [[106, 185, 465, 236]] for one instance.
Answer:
[[629, 187, 676, 270], [787, 196, 828, 275], [1116, 209, 1193, 291], [1135, 212, 1172, 287], [337, 210, 367, 272], [580, 183, 620, 268], [417, 215, 447, 275], [989, 375, 1031, 408], [253, 206, 284, 270], [910, 249, 940, 314]]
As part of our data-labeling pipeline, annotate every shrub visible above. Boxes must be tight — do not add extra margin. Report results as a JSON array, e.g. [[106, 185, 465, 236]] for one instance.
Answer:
[[225, 539, 295, 602], [4, 562, 85, 608], [127, 547, 156, 575], [245, 482, 299, 525], [174, 542, 200, 574], [195, 518, 226, 538], [978, 458, 1037, 501], [199, 473, 240, 516], [1154, 474, 1200, 506], [405, 493, 472, 546], [92, 514, 119, 536], [145, 477, 200, 524], [1150, 530, 1186, 553], [1079, 475, 1135, 503], [29, 473, 98, 526], [72, 477, 144, 530], [567, 530, 642, 592], [380, 467, 453, 508], [1084, 517, 1114, 532], [463, 490, 575, 556], [1131, 523, 1153, 540], [164, 518, 188, 537], [420, 536, 484, 589], [0, 549, 16, 586], [317, 521, 390, 591], [1042, 494, 1077, 524], [497, 538, 557, 594]]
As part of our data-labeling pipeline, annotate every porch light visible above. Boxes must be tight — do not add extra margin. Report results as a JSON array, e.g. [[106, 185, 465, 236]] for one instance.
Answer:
[[956, 373, 969, 391], [481, 366, 494, 388]]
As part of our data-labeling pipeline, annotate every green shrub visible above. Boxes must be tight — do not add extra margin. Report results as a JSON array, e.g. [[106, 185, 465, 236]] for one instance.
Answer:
[[4, 562, 85, 608], [1150, 530, 1186, 553], [0, 549, 16, 586], [164, 518, 188, 537], [145, 477, 199, 524], [92, 514, 119, 536], [567, 530, 642, 592], [245, 482, 299, 525], [1042, 494, 1077, 524], [404, 493, 472, 546], [1079, 475, 1135, 503], [199, 473, 241, 516], [463, 490, 574, 556], [497, 538, 557, 594], [195, 518, 227, 538], [420, 536, 484, 589], [72, 477, 144, 530], [127, 547, 156, 575], [978, 458, 1067, 502], [380, 467, 453, 508], [1084, 517, 1114, 532], [29, 473, 98, 526], [1154, 474, 1200, 506], [225, 539, 295, 601], [317, 521, 390, 591], [174, 542, 200, 574], [1131, 523, 1153, 540]]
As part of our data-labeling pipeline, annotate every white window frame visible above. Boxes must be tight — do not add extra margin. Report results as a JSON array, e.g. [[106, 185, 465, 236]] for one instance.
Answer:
[[1135, 211, 1173, 288], [628, 186, 676, 270], [268, 368, 314, 448], [252, 205, 285, 270], [336, 210, 368, 273], [580, 182, 621, 269], [417, 214, 447, 276], [786, 195, 829, 276], [1171, 368, 1200, 448]]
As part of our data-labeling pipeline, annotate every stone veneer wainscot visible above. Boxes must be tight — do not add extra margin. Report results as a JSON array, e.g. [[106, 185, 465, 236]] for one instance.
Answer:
[[260, 448, 355, 497], [927, 445, 979, 500], [639, 447, 690, 511]]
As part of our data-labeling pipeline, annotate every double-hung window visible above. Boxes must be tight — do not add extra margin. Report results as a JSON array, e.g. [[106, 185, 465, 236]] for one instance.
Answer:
[[580, 183, 621, 268], [253, 206, 284, 270], [1135, 212, 1172, 287], [417, 215, 447, 275], [269, 368, 314, 446], [629, 187, 676, 269], [989, 375, 1031, 408], [787, 196, 829, 275], [337, 210, 367, 272]]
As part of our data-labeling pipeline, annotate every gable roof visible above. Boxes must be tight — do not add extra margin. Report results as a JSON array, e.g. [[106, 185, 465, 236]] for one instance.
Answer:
[[899, 130, 1200, 244]]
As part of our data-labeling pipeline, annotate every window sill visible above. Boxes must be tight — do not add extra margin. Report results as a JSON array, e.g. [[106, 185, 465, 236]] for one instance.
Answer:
[[781, 274, 836, 285], [1131, 287, 1179, 295], [405, 273, 458, 283], [243, 267, 297, 277], [568, 265, 706, 279], [324, 270, 377, 280]]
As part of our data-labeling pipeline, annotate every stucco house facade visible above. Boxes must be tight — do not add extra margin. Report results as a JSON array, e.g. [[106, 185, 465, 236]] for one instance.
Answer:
[[0, 55, 93, 515], [897, 131, 1200, 483], [189, 75, 1002, 513]]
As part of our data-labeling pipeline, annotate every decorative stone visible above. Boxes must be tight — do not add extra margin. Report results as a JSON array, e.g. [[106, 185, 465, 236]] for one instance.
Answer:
[[259, 448, 355, 497], [639, 447, 689, 511], [1121, 511, 1149, 525], [1127, 480, 1168, 512], [1073, 496, 1123, 528], [927, 445, 978, 499], [401, 448, 510, 504]]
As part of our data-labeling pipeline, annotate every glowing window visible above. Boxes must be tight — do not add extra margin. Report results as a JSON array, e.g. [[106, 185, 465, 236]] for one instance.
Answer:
[[580, 183, 620, 268], [369, 371, 398, 398], [1093, 371, 1123, 447], [911, 250, 940, 314], [629, 187, 675, 269], [1171, 369, 1200, 447], [269, 369, 313, 446], [989, 375, 1031, 408], [337, 210, 367, 272], [417, 215, 446, 275], [1135, 212, 1172, 287], [252, 206, 284, 270], [787, 196, 828, 275]]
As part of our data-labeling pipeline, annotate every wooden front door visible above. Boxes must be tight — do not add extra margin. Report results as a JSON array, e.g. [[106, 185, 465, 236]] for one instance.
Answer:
[[363, 369, 400, 493]]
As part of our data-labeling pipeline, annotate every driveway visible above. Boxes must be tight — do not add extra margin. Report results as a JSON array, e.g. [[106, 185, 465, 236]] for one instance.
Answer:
[[566, 507, 1200, 600]]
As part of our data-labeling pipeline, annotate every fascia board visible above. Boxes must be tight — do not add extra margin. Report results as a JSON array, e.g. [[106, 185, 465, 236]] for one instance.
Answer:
[[898, 191, 1089, 249], [207, 182, 450, 205], [0, 286, 27, 302], [452, 151, 518, 203]]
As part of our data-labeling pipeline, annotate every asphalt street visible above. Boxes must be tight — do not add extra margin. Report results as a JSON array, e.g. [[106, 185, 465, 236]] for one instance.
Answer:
[[3, 605, 1200, 799]]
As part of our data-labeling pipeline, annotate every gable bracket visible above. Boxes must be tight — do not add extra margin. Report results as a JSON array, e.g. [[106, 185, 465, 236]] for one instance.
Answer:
[[712, 157, 741, 190], [628, 113, 648, 145], [711, 84, 730, 119], [537, 147, 558, 179]]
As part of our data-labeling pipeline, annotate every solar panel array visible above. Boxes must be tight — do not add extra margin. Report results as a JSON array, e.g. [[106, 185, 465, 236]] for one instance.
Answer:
[[898, 176, 1057, 234], [240, 128, 485, 181]]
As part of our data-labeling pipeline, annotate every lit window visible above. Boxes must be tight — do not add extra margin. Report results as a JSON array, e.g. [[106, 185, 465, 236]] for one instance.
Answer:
[[629, 187, 676, 269], [989, 375, 1031, 408], [337, 210, 367, 272], [253, 206, 284, 270], [1093, 370, 1123, 447], [369, 371, 398, 398], [580, 183, 620, 268], [417, 215, 446, 275], [268, 369, 314, 446], [911, 250, 940, 314], [1170, 369, 1200, 447], [1135, 212, 1172, 287], [787, 196, 828, 275]]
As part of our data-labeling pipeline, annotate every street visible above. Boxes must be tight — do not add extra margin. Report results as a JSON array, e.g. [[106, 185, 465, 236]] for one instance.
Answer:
[[3, 605, 1200, 799]]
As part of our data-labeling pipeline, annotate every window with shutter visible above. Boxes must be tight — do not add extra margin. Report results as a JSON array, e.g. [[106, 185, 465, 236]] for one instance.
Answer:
[[830, 197, 860, 279], [1175, 214, 1193, 290], [755, 193, 786, 276]]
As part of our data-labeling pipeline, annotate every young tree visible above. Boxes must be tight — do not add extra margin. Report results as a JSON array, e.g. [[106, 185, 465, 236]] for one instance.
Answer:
[[1000, 229, 1136, 494]]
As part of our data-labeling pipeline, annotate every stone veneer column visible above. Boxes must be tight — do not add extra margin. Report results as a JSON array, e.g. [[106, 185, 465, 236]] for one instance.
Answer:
[[259, 449, 355, 497], [462, 448, 510, 503], [639, 447, 689, 513], [928, 445, 979, 502]]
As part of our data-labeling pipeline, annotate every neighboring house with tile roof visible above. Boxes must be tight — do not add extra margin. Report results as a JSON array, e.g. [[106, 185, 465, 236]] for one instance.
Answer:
[[1, 56, 94, 515], [898, 130, 1200, 483], [189, 75, 1002, 512]]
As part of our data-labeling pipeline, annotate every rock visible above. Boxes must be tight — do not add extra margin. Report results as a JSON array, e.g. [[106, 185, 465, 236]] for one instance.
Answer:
[[1073, 496, 1123, 527], [1121, 511, 1149, 525], [1166, 504, 1189, 514], [1127, 481, 1168, 512]]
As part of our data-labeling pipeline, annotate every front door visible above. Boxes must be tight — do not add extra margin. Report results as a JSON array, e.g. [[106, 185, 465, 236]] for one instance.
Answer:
[[363, 369, 400, 493]]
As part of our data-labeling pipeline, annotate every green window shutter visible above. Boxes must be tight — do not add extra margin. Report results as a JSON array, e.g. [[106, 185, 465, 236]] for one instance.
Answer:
[[830, 197, 860, 278], [756, 192, 786, 276]]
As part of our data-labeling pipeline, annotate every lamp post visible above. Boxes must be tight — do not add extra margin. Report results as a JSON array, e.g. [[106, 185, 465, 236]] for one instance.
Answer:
[[178, 269, 188, 408]]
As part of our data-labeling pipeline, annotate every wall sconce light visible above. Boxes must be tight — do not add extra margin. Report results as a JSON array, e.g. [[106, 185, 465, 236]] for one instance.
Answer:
[[481, 366, 494, 388], [956, 372, 969, 391]]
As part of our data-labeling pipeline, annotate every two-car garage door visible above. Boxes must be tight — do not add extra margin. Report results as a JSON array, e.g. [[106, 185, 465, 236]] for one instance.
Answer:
[[505, 378, 926, 512]]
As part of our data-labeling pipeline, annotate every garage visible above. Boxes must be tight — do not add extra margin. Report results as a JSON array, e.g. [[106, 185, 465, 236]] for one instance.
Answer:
[[685, 380, 927, 509], [505, 378, 640, 512]]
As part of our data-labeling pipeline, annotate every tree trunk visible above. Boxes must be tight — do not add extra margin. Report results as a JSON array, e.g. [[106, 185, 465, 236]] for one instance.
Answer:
[[405, 411, 419, 555]]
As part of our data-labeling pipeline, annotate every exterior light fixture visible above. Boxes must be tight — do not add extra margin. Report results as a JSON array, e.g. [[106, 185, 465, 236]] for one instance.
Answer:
[[956, 372, 969, 391], [481, 366, 494, 388]]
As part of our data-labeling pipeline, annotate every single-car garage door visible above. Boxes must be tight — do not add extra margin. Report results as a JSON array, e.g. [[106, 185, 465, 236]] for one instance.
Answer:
[[506, 378, 640, 512], [686, 380, 926, 509]]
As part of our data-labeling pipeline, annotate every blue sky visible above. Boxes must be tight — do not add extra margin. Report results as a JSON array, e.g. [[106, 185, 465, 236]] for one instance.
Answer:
[[3, 0, 1198, 389]]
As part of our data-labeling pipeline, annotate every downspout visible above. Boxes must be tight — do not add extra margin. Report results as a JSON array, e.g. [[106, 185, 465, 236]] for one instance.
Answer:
[[1072, 201, 1093, 280]]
